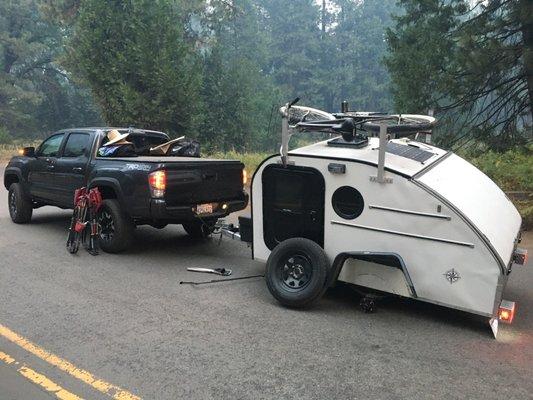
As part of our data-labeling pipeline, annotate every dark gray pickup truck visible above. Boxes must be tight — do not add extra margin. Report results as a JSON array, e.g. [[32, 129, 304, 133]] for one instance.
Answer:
[[4, 128, 248, 252]]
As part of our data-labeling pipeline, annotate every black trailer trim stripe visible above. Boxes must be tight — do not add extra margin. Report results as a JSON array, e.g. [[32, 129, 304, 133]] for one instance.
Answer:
[[331, 220, 475, 248], [368, 205, 451, 220]]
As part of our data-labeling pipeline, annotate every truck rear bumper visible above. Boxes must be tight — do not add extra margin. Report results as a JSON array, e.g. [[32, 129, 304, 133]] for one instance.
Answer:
[[149, 193, 248, 222]]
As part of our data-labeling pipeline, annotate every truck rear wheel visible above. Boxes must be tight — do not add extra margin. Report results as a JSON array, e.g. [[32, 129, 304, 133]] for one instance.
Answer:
[[8, 183, 33, 224], [97, 199, 134, 253], [182, 218, 217, 239], [266, 238, 329, 308]]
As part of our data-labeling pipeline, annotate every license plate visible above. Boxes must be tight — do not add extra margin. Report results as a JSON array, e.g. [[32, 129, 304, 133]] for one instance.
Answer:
[[196, 203, 213, 214]]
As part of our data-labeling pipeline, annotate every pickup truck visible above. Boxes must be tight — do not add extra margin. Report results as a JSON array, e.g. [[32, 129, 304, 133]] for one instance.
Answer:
[[4, 128, 248, 252]]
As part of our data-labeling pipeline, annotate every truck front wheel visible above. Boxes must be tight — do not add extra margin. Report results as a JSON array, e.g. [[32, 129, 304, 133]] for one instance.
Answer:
[[8, 183, 33, 224], [97, 199, 134, 253]]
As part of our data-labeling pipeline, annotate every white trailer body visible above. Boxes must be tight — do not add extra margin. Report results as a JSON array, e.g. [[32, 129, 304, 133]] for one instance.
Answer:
[[251, 137, 522, 318]]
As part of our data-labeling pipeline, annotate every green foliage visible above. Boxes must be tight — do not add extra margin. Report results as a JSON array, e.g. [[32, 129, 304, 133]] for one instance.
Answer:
[[0, 0, 101, 137], [0, 126, 12, 144], [206, 150, 270, 176], [462, 144, 533, 229], [1, 0, 400, 150], [386, 0, 533, 150], [67, 0, 202, 137], [462, 145, 533, 193], [200, 0, 282, 151], [198, 0, 397, 152]]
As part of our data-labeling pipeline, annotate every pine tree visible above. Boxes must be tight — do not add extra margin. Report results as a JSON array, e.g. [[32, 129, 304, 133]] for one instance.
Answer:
[[67, 0, 202, 137], [386, 0, 532, 149]]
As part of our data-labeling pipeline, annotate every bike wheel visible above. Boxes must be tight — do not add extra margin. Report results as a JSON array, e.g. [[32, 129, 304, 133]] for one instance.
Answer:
[[280, 105, 335, 126]]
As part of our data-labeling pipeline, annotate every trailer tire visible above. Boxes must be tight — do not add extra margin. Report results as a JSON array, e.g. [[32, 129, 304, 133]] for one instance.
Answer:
[[8, 183, 33, 224], [97, 199, 134, 253], [183, 218, 217, 239], [266, 238, 329, 308]]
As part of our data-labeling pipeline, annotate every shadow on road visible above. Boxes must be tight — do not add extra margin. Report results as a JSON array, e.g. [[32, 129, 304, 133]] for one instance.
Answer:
[[320, 282, 490, 336]]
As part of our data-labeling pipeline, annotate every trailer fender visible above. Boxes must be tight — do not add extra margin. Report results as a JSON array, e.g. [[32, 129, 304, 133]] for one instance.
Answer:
[[328, 252, 417, 298]]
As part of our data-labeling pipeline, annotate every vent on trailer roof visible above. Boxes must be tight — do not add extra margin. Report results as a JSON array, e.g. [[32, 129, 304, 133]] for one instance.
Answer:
[[386, 142, 435, 163]]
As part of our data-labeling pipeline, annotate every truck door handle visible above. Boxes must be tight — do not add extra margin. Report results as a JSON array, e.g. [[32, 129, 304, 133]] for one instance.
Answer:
[[46, 165, 55, 171], [72, 167, 83, 173]]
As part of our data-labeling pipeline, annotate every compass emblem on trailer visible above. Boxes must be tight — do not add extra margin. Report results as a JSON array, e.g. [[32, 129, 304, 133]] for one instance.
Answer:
[[444, 268, 461, 284]]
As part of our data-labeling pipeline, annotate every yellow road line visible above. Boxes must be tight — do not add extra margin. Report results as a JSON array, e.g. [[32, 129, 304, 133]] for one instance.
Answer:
[[0, 324, 140, 400], [0, 350, 82, 400]]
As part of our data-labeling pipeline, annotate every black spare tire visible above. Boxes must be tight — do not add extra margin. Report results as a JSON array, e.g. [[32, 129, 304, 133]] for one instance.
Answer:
[[266, 238, 329, 308]]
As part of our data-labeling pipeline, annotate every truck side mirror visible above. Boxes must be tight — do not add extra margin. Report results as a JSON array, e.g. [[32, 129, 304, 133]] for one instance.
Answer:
[[19, 146, 35, 157]]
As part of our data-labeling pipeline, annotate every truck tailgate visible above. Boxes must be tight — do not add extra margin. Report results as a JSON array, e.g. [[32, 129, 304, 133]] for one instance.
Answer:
[[163, 161, 244, 206]]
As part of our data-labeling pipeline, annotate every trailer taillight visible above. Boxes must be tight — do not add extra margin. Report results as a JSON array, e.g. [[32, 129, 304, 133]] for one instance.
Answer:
[[149, 170, 166, 198], [498, 300, 516, 324]]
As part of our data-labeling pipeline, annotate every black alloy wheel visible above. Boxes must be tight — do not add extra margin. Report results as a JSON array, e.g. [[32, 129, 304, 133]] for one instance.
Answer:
[[96, 199, 134, 253], [98, 208, 115, 243]]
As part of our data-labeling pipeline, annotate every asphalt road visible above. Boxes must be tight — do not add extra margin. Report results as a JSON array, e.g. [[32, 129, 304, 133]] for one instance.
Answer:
[[0, 176, 532, 399]]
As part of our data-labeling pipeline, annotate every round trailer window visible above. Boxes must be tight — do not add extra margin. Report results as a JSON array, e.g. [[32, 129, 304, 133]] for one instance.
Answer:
[[332, 186, 364, 219]]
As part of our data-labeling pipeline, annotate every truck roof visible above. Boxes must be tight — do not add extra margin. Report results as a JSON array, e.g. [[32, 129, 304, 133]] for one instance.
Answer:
[[289, 137, 449, 178]]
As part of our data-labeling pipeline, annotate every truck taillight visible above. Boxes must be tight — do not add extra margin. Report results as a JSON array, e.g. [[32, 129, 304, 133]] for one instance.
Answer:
[[242, 169, 248, 185], [498, 300, 516, 324], [149, 170, 166, 198]]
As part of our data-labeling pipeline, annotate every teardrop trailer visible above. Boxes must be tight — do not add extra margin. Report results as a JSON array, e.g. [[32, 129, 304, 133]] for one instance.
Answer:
[[223, 99, 528, 337]]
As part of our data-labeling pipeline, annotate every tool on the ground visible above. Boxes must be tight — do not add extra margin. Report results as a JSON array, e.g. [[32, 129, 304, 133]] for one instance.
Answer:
[[66, 187, 103, 255], [187, 267, 232, 276], [180, 274, 264, 286]]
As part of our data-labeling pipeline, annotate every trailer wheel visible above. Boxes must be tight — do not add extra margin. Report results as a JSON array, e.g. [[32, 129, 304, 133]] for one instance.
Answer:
[[266, 238, 329, 308]]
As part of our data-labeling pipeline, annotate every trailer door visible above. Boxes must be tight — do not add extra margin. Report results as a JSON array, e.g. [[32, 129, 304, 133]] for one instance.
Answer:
[[262, 165, 325, 250]]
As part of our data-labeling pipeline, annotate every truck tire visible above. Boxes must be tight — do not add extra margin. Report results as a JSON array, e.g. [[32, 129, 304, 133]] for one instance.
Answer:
[[266, 238, 329, 308], [97, 199, 134, 253], [8, 183, 33, 224], [182, 218, 217, 239]]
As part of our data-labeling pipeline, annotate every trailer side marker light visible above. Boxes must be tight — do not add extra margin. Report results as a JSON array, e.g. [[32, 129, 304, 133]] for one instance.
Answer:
[[242, 169, 248, 185], [498, 300, 516, 324]]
